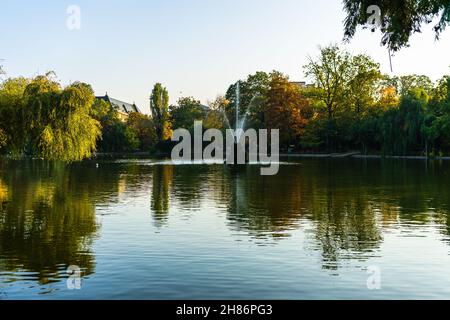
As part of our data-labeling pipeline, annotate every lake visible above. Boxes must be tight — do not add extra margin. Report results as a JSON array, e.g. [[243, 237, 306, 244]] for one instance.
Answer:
[[1, 158, 450, 299]]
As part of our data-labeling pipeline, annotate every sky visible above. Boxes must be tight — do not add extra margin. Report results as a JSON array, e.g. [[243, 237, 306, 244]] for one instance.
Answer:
[[1, 0, 450, 114]]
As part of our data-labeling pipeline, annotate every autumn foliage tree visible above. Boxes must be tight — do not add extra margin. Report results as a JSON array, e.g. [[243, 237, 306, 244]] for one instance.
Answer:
[[265, 72, 311, 149]]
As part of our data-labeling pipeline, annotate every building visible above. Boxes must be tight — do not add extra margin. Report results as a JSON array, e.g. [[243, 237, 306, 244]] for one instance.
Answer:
[[96, 94, 141, 122], [290, 81, 314, 89]]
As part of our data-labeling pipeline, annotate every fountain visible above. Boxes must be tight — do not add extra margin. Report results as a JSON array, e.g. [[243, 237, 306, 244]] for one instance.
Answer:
[[227, 81, 251, 164]]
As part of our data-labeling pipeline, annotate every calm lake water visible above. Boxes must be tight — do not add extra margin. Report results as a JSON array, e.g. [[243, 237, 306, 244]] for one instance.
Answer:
[[1, 158, 450, 300]]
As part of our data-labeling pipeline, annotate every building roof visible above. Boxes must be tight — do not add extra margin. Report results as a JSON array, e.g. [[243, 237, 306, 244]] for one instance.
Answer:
[[96, 94, 141, 114], [291, 81, 314, 88]]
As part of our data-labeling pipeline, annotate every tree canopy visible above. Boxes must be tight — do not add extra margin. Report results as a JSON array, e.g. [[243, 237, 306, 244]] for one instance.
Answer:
[[343, 0, 450, 51], [150, 83, 171, 142], [0, 73, 101, 160], [170, 97, 207, 132]]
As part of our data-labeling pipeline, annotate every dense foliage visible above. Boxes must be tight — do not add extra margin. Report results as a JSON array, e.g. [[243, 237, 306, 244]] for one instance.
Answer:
[[162, 45, 450, 156], [150, 83, 171, 141], [0, 74, 157, 158], [1, 45, 450, 159], [0, 73, 101, 160], [343, 0, 450, 51]]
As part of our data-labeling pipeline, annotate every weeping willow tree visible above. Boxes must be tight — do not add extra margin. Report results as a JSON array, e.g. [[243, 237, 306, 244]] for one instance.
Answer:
[[378, 88, 429, 155], [0, 73, 102, 161], [30, 81, 101, 161], [0, 77, 29, 156]]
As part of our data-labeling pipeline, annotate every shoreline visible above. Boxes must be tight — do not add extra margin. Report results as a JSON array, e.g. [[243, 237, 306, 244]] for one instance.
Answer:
[[94, 151, 450, 161], [3, 152, 450, 162], [281, 152, 450, 160]]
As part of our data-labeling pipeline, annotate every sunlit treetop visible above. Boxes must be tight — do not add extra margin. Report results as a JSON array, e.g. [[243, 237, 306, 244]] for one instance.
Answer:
[[343, 0, 450, 51]]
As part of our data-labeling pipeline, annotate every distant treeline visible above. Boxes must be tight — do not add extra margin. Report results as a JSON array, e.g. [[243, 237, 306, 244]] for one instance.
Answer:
[[1, 45, 450, 161], [153, 45, 450, 156]]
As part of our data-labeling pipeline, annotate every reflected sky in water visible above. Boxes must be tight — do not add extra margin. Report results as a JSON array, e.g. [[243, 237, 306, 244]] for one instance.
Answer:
[[1, 158, 450, 299]]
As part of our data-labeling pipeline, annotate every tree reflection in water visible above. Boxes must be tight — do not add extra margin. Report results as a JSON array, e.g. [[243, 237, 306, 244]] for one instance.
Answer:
[[149, 159, 450, 269], [0, 160, 98, 284], [1, 158, 450, 286]]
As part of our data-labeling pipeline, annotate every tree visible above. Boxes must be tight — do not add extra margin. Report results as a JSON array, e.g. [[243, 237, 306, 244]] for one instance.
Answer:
[[303, 45, 357, 150], [204, 95, 229, 130], [377, 85, 400, 110], [426, 76, 450, 154], [304, 45, 353, 121], [170, 97, 206, 131], [150, 83, 171, 141], [265, 73, 312, 149], [0, 73, 100, 161], [346, 54, 382, 116], [343, 0, 450, 51], [225, 71, 271, 130], [1, 74, 101, 160], [386, 74, 434, 97], [379, 88, 429, 155], [345, 54, 382, 151], [98, 121, 139, 152], [400, 88, 429, 154], [431, 75, 450, 104], [0, 128, 7, 150], [91, 97, 113, 122], [24, 78, 101, 161], [127, 112, 157, 151], [0, 77, 29, 155]]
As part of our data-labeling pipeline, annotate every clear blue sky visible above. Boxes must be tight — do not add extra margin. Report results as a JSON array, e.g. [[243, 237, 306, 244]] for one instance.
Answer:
[[1, 0, 450, 114]]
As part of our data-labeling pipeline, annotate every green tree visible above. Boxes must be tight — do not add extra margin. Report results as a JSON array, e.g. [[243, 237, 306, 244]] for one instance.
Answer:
[[1, 74, 101, 161], [0, 128, 7, 150], [225, 71, 271, 130], [343, 0, 450, 51], [150, 83, 171, 141], [346, 55, 382, 116], [0, 77, 29, 155], [304, 45, 353, 121], [204, 95, 229, 130], [127, 112, 157, 151], [170, 97, 207, 131], [346, 54, 382, 151], [91, 97, 113, 121], [431, 75, 450, 104], [425, 76, 450, 154], [379, 88, 429, 155], [402, 89, 429, 154], [98, 121, 139, 152], [303, 45, 356, 150], [387, 75, 434, 97], [27, 80, 101, 161]]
